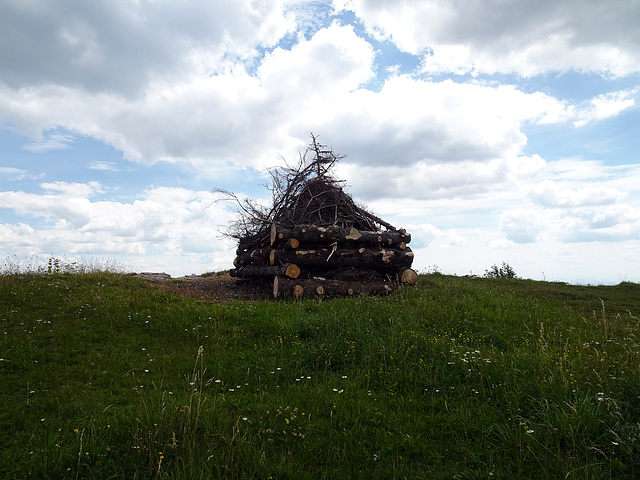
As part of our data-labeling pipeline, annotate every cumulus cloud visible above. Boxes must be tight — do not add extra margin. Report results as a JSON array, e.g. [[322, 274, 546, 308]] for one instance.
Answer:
[[0, 0, 294, 95], [558, 204, 640, 242], [0, 2, 630, 181], [296, 77, 572, 174], [341, 159, 511, 202], [574, 88, 637, 127], [0, 21, 375, 169], [497, 160, 640, 245], [499, 209, 546, 244], [527, 180, 627, 208], [401, 223, 442, 248], [338, 152, 547, 204], [0, 183, 236, 273], [337, 0, 640, 77]]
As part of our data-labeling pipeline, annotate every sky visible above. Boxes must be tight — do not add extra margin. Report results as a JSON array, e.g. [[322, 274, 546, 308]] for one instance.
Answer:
[[1, 0, 639, 284]]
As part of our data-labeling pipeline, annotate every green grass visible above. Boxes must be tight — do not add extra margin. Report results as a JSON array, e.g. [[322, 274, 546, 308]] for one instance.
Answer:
[[1, 267, 640, 479]]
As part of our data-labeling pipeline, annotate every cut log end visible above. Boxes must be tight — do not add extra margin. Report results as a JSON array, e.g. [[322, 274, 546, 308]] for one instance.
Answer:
[[345, 228, 362, 241], [285, 263, 301, 279], [401, 268, 419, 285], [288, 238, 300, 249], [273, 276, 401, 299], [272, 275, 279, 298], [274, 276, 305, 299], [269, 224, 410, 247]]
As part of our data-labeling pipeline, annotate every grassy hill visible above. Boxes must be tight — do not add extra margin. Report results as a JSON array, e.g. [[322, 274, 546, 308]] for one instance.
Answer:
[[1, 268, 639, 479]]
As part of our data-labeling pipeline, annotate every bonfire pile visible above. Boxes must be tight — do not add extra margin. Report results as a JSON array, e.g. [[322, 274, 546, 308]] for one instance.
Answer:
[[220, 135, 417, 299]]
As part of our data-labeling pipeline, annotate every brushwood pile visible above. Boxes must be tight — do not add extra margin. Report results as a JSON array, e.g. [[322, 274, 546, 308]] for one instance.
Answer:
[[218, 136, 417, 299]]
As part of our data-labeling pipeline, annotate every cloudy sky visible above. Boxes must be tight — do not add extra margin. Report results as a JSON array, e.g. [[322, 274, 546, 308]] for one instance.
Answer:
[[1, 0, 639, 283]]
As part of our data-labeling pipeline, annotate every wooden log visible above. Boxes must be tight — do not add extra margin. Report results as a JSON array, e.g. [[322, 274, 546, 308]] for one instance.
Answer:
[[231, 263, 301, 279], [270, 246, 414, 270], [270, 224, 410, 248], [234, 247, 272, 267], [273, 276, 306, 299], [237, 232, 270, 253], [273, 276, 397, 299], [356, 230, 410, 248], [400, 268, 419, 285]]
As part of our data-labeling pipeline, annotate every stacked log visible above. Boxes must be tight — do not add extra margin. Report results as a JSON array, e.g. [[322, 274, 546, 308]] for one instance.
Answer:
[[230, 223, 418, 299]]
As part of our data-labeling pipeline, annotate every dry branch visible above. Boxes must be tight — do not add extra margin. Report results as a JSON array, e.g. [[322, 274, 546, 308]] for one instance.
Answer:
[[215, 134, 396, 249]]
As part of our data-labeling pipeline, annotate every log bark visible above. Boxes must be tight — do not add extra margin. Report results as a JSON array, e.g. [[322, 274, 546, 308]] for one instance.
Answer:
[[273, 276, 397, 299], [231, 263, 300, 279], [233, 247, 272, 267], [270, 224, 410, 248], [237, 232, 270, 254], [270, 246, 414, 270], [356, 230, 410, 248]]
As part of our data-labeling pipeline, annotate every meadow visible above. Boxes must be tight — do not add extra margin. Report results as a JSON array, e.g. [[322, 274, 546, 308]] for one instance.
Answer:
[[1, 261, 640, 479]]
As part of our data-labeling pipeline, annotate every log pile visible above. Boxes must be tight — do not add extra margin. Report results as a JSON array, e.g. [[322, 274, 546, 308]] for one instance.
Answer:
[[221, 134, 418, 299], [231, 223, 417, 298]]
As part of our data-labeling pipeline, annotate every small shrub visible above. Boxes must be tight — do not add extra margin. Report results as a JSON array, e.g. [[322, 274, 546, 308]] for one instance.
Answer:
[[484, 262, 518, 279]]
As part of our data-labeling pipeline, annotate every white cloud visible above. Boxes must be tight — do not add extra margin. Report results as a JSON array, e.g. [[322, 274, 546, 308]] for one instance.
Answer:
[[341, 158, 520, 202], [0, 0, 295, 95], [558, 204, 640, 242], [495, 160, 640, 245], [499, 209, 546, 244], [402, 223, 442, 248], [0, 22, 375, 169], [40, 181, 106, 197], [420, 34, 640, 78], [0, 183, 236, 274], [88, 160, 119, 171], [298, 77, 573, 175], [0, 5, 627, 185], [418, 230, 640, 284], [0, 167, 44, 181], [574, 88, 637, 127], [259, 22, 374, 94], [527, 180, 626, 208], [337, 0, 640, 77], [22, 131, 76, 153]]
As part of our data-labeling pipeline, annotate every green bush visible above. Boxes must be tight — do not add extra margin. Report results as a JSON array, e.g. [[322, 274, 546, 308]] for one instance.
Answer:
[[484, 261, 518, 279]]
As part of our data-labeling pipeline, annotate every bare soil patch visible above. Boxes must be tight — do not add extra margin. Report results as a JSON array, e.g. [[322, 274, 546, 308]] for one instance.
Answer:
[[132, 272, 272, 302]]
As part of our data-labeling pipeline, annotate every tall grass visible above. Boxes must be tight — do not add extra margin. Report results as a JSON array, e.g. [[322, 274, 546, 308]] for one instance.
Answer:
[[1, 265, 639, 478]]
